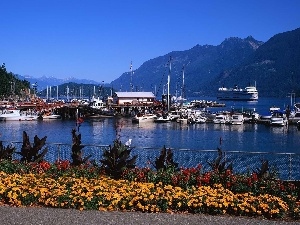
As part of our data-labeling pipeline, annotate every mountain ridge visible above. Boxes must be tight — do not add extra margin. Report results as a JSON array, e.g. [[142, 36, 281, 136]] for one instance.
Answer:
[[14, 27, 300, 98]]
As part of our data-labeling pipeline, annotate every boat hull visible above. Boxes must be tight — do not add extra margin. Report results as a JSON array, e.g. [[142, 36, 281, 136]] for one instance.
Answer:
[[132, 114, 157, 123]]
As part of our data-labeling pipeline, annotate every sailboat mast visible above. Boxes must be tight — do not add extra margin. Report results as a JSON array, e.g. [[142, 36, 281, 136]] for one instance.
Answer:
[[130, 61, 133, 92], [167, 56, 171, 112], [182, 65, 185, 100]]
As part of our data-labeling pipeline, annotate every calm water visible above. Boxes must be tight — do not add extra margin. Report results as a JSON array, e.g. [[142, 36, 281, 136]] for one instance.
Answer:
[[0, 97, 299, 153]]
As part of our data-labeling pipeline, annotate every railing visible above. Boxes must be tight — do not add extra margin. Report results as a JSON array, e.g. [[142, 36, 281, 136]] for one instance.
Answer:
[[2, 141, 300, 180]]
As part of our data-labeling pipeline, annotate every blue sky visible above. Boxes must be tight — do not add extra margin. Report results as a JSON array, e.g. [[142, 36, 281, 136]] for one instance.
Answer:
[[1, 0, 300, 83]]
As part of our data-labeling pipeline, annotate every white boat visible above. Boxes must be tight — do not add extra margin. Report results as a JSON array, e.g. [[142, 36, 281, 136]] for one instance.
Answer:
[[176, 117, 188, 124], [270, 111, 288, 126], [168, 111, 181, 121], [213, 113, 230, 124], [294, 102, 300, 112], [154, 114, 171, 123], [132, 113, 157, 123], [242, 109, 260, 124], [89, 96, 106, 109], [230, 113, 244, 125], [217, 85, 258, 101], [193, 116, 207, 124], [259, 106, 282, 124], [0, 109, 38, 121], [289, 111, 300, 124], [41, 113, 62, 120]]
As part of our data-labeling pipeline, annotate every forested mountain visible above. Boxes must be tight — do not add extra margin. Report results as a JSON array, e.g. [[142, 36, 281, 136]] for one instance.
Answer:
[[111, 36, 263, 97], [0, 63, 31, 99], [111, 28, 300, 98], [211, 28, 300, 97], [2, 28, 300, 99]]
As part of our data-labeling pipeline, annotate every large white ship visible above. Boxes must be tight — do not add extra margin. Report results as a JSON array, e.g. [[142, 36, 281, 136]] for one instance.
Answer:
[[217, 85, 258, 101]]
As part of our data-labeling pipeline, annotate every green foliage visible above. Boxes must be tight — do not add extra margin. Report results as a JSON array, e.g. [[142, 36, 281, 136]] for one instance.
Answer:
[[154, 146, 178, 171], [0, 160, 29, 174], [71, 129, 91, 166], [0, 141, 16, 160], [0, 63, 30, 98], [16, 131, 48, 163], [100, 139, 137, 179], [207, 147, 232, 173]]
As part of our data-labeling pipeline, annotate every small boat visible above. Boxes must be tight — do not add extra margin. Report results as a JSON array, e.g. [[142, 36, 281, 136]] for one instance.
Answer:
[[168, 111, 181, 121], [230, 113, 244, 125], [176, 117, 188, 124], [258, 106, 280, 124], [269, 110, 288, 126], [41, 113, 62, 120], [242, 109, 259, 124], [154, 114, 171, 123], [213, 113, 230, 124], [297, 120, 300, 130], [132, 113, 157, 123], [289, 112, 300, 124], [193, 116, 207, 124], [0, 109, 38, 121]]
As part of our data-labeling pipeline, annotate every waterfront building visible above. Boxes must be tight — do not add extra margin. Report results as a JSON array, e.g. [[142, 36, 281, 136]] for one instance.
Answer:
[[113, 92, 155, 106]]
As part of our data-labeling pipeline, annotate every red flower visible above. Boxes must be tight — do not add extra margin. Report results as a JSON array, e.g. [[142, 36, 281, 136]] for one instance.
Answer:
[[251, 172, 258, 182], [225, 169, 232, 176]]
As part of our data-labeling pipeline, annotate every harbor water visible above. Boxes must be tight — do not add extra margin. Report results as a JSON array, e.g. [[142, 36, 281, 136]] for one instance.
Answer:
[[0, 97, 299, 154]]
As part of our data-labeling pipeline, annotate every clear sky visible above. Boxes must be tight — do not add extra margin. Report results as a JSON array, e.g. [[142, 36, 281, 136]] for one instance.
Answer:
[[1, 0, 300, 83]]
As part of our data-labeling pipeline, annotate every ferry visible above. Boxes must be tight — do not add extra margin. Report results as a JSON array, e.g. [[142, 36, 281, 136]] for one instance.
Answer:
[[217, 85, 258, 101]]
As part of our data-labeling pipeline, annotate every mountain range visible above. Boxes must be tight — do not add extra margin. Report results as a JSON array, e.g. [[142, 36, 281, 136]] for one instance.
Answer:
[[16, 27, 300, 98], [15, 75, 101, 91]]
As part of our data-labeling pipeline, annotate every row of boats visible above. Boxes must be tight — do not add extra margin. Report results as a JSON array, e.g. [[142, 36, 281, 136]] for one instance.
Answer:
[[0, 109, 61, 121], [132, 106, 300, 128]]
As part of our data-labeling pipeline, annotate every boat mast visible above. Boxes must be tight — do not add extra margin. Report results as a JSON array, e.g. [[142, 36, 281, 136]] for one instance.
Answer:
[[130, 61, 133, 92], [182, 65, 185, 102], [167, 56, 171, 112]]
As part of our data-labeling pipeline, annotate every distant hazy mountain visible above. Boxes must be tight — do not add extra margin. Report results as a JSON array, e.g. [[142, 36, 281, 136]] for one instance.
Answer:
[[111, 28, 300, 98], [15, 74, 101, 91]]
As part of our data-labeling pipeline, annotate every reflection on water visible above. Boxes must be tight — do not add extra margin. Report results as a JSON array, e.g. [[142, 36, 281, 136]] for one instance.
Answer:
[[0, 116, 300, 153]]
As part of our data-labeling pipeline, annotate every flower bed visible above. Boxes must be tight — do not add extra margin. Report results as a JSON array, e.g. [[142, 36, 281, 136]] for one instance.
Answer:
[[0, 160, 299, 221]]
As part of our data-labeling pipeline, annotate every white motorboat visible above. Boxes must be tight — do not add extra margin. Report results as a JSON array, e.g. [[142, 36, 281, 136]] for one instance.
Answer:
[[0, 109, 38, 121], [289, 112, 300, 124], [132, 113, 157, 123], [270, 111, 288, 126], [213, 113, 230, 124], [242, 109, 260, 124], [89, 96, 106, 109], [230, 113, 244, 125], [193, 116, 207, 124], [258, 106, 280, 124], [41, 113, 62, 120], [168, 111, 181, 121], [176, 117, 188, 124], [154, 114, 171, 123]]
